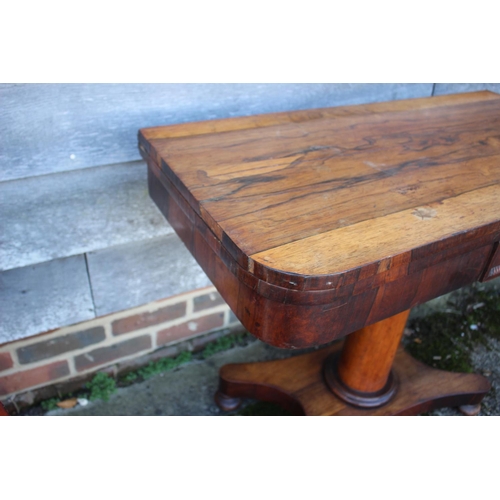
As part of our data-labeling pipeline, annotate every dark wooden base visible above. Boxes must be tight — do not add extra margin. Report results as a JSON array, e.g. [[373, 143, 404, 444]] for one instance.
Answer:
[[216, 342, 491, 415], [323, 352, 399, 408]]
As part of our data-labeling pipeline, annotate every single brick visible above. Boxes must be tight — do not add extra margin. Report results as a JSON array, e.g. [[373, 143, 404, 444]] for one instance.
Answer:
[[0, 352, 14, 372], [193, 292, 225, 312], [17, 326, 106, 364], [112, 302, 186, 336], [157, 312, 225, 346], [0, 361, 69, 396], [74, 335, 152, 372]]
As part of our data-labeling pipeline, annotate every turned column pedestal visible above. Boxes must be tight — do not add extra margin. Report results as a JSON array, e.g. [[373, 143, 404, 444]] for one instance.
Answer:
[[323, 310, 409, 408]]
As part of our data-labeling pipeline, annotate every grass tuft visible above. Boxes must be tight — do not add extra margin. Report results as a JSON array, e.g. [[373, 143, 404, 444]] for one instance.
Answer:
[[136, 350, 192, 380], [86, 372, 117, 401], [202, 333, 249, 359], [40, 397, 60, 412]]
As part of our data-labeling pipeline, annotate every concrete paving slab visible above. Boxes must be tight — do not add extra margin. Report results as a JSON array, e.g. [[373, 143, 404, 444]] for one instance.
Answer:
[[49, 340, 291, 416], [0, 161, 172, 271], [87, 235, 212, 316], [0, 256, 95, 343]]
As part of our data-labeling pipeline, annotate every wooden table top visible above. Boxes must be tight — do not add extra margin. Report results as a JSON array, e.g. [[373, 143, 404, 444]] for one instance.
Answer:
[[140, 91, 500, 348]]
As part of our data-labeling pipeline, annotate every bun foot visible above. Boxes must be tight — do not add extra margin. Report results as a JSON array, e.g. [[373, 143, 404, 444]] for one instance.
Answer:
[[459, 403, 482, 416], [215, 391, 242, 411]]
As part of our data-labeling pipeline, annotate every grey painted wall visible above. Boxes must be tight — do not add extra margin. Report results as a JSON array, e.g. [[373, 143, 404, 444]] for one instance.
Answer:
[[0, 83, 434, 182]]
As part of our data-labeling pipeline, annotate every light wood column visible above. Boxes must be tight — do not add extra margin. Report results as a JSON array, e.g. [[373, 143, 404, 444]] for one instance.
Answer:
[[324, 310, 410, 407]]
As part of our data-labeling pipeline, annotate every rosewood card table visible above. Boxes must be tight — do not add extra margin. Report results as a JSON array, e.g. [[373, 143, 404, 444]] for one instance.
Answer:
[[139, 91, 500, 415]]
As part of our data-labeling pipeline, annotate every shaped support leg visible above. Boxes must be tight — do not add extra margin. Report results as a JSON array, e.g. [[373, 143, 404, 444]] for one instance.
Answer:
[[215, 311, 491, 416]]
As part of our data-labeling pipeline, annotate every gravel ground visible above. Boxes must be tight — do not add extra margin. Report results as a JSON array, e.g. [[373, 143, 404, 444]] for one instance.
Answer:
[[430, 337, 500, 416]]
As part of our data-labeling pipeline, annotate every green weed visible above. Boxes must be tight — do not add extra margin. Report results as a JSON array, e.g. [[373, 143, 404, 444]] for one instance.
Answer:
[[202, 333, 249, 359], [86, 372, 117, 401], [136, 350, 192, 380], [121, 372, 139, 383], [40, 398, 60, 412]]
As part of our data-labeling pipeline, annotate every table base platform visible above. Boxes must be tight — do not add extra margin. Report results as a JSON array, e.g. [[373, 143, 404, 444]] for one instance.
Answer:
[[215, 343, 491, 416]]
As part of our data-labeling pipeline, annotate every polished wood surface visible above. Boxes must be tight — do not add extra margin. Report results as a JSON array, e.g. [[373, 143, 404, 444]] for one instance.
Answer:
[[146, 163, 492, 348], [140, 92, 500, 348], [217, 342, 491, 416], [324, 310, 410, 407], [141, 91, 497, 142], [337, 310, 410, 393], [140, 91, 500, 282]]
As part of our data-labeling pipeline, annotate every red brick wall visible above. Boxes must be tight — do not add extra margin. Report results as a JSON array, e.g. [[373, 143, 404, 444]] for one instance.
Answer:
[[0, 286, 241, 402]]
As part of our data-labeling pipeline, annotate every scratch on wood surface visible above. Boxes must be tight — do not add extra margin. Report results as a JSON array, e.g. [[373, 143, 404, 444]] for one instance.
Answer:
[[489, 265, 500, 278], [412, 207, 437, 220], [394, 185, 419, 195], [364, 161, 386, 171]]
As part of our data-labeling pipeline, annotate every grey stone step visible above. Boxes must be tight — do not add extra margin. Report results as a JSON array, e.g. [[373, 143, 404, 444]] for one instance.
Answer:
[[0, 234, 213, 343], [0, 255, 95, 343], [0, 83, 434, 182], [87, 235, 212, 317], [0, 160, 172, 271], [434, 83, 500, 95]]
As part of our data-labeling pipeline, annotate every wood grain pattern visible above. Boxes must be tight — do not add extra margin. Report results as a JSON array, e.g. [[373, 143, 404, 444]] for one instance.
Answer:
[[146, 160, 492, 348], [141, 92, 500, 279], [141, 90, 496, 142], [250, 183, 500, 277], [141, 91, 500, 348], [336, 310, 410, 393]]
